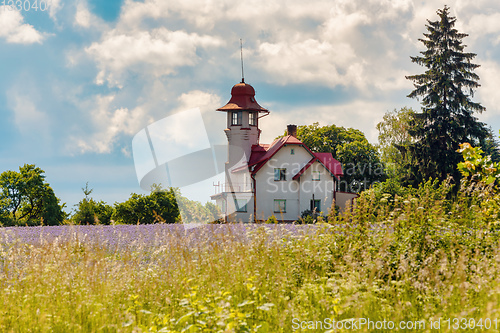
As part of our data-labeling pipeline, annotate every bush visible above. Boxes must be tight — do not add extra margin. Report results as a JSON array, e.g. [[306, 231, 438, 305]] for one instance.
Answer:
[[298, 209, 323, 224], [265, 215, 278, 224], [113, 189, 180, 224], [72, 198, 114, 225]]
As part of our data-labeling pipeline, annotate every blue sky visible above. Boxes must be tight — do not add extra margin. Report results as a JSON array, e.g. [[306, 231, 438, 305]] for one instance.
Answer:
[[1, 0, 499, 213]]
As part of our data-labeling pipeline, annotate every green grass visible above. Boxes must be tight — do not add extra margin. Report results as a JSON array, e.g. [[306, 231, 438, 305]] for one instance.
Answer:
[[1, 180, 500, 332]]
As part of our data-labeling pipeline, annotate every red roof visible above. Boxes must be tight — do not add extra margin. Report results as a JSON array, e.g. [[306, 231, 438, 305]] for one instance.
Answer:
[[292, 153, 343, 180], [314, 152, 343, 176], [248, 135, 343, 179], [249, 135, 303, 174], [247, 144, 269, 166], [217, 82, 269, 112]]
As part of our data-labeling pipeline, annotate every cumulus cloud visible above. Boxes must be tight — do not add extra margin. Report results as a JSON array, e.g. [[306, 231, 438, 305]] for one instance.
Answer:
[[248, 0, 415, 92], [48, 0, 63, 21], [74, 2, 92, 28], [475, 60, 500, 119], [0, 8, 44, 44], [73, 1, 108, 31], [177, 90, 221, 113], [175, 90, 226, 144], [70, 0, 500, 154], [80, 0, 419, 93], [258, 100, 390, 144], [86, 28, 224, 87], [71, 95, 154, 154]]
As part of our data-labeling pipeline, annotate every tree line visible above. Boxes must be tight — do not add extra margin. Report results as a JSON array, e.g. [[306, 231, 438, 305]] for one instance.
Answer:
[[0, 168, 219, 226]]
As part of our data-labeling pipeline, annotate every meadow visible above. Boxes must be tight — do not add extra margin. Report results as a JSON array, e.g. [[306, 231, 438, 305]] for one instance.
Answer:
[[1, 177, 500, 332]]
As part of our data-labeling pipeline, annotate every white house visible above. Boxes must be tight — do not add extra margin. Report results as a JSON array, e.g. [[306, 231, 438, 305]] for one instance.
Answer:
[[211, 80, 357, 222]]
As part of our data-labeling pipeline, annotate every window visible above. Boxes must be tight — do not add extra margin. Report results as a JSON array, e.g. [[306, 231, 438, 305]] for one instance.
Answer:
[[290, 148, 295, 155], [231, 111, 242, 125], [310, 199, 321, 212], [274, 168, 286, 181], [312, 171, 320, 181], [235, 199, 247, 212], [274, 199, 286, 213], [249, 112, 257, 126]]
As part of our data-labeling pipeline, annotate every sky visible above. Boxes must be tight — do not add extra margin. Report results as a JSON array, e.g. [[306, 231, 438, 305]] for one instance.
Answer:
[[1, 0, 500, 213]]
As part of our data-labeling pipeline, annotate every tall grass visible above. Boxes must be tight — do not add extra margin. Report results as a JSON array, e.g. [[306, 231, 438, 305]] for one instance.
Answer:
[[1, 179, 500, 332]]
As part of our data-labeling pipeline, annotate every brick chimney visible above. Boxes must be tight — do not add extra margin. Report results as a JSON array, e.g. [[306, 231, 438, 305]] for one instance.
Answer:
[[287, 124, 297, 137]]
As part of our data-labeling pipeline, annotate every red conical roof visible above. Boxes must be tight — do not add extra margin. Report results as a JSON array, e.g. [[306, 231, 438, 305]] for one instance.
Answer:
[[217, 81, 268, 112]]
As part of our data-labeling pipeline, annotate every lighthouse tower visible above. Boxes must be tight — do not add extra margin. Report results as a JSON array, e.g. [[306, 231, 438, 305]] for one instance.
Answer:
[[211, 79, 269, 221], [217, 79, 269, 166]]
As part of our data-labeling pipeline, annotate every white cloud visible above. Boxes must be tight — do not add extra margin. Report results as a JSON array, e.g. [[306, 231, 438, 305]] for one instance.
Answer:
[[0, 8, 44, 44], [257, 39, 363, 88], [74, 1, 108, 31], [71, 0, 500, 155], [175, 90, 225, 144], [463, 12, 500, 45], [48, 0, 62, 21], [476, 60, 500, 120], [86, 28, 224, 87], [259, 100, 390, 144], [119, 0, 167, 29], [71, 95, 154, 154], [8, 92, 49, 137], [253, 0, 414, 92], [74, 2, 92, 28], [177, 90, 221, 112], [80, 0, 418, 93]]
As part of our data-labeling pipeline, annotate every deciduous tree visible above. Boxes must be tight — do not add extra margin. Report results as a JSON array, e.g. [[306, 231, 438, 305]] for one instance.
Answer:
[[290, 123, 384, 192], [377, 107, 416, 181], [0, 164, 66, 225]]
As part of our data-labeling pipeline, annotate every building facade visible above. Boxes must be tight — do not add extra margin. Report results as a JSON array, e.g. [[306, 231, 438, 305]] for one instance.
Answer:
[[211, 80, 355, 222]]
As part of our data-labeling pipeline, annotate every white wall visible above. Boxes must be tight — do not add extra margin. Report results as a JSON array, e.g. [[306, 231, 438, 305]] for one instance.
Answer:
[[255, 145, 314, 221], [298, 160, 335, 215], [335, 192, 359, 213]]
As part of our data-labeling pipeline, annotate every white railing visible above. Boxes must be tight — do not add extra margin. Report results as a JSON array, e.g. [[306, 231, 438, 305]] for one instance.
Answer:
[[213, 182, 253, 194]]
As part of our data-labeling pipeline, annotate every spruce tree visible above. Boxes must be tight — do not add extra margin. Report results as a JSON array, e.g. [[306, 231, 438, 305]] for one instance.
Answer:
[[404, 5, 488, 186]]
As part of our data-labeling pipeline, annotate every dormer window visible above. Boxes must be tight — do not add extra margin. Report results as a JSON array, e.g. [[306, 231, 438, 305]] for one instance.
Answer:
[[231, 111, 242, 125], [249, 112, 257, 126]]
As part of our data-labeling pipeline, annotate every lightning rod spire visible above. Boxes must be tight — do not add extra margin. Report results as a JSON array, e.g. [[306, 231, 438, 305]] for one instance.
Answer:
[[240, 38, 245, 83]]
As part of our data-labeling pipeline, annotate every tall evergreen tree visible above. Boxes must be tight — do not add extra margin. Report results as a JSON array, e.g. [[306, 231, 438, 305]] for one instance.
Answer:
[[403, 5, 488, 186]]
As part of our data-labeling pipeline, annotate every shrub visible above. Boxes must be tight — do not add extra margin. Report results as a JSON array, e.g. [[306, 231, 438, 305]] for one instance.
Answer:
[[113, 189, 180, 224], [265, 215, 278, 224]]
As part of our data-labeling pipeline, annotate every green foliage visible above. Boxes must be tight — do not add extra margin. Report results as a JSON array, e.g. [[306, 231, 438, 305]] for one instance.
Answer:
[[0, 164, 66, 225], [456, 141, 500, 228], [130, 279, 274, 332], [376, 107, 416, 181], [289, 122, 385, 192], [457, 142, 500, 186], [265, 215, 278, 224], [482, 127, 500, 163], [368, 177, 408, 205], [175, 193, 222, 224], [72, 183, 114, 225], [5, 176, 500, 331], [73, 199, 114, 225], [113, 188, 180, 224], [7, 138, 500, 331], [298, 209, 324, 224], [404, 6, 488, 186]]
